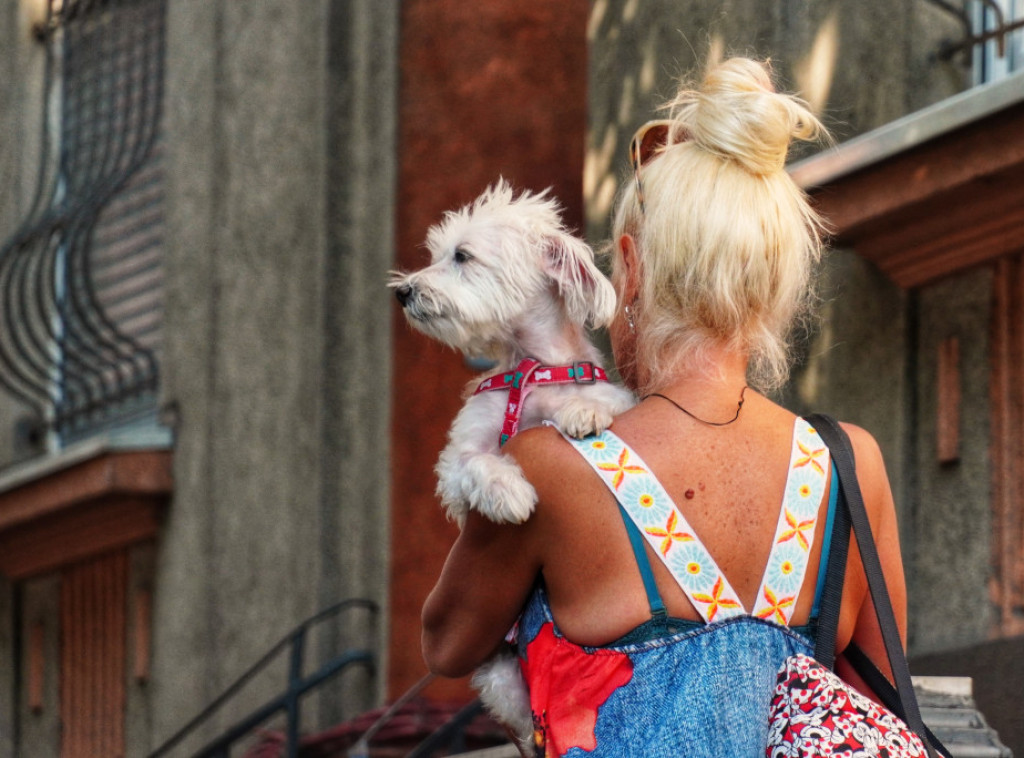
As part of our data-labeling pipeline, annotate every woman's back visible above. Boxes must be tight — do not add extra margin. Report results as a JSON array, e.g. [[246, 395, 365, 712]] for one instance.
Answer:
[[509, 392, 840, 755], [511, 391, 836, 648]]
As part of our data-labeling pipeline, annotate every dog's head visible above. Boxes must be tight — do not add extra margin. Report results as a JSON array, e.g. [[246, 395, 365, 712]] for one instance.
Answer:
[[389, 180, 616, 355]]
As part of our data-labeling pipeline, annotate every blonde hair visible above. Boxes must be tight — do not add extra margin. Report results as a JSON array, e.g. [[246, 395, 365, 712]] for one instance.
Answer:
[[611, 57, 828, 393]]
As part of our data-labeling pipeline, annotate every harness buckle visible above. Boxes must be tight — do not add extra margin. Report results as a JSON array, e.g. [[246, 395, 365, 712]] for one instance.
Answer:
[[573, 361, 596, 384]]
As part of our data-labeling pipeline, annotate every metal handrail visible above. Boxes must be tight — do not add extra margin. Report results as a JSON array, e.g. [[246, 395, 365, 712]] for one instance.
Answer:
[[404, 698, 487, 758], [148, 598, 378, 758], [346, 672, 436, 757]]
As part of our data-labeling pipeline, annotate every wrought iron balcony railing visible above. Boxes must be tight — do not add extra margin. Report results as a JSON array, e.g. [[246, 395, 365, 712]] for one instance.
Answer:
[[0, 0, 167, 448]]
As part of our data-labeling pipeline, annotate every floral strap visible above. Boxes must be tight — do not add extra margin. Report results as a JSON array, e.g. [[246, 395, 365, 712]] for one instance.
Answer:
[[750, 419, 830, 625], [562, 430, 746, 623]]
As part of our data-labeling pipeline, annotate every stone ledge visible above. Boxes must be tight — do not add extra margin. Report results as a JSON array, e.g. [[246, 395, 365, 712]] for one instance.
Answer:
[[0, 438, 172, 578]]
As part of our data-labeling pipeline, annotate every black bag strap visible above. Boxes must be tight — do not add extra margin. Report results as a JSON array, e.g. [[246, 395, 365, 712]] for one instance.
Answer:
[[844, 644, 950, 754], [805, 414, 945, 758]]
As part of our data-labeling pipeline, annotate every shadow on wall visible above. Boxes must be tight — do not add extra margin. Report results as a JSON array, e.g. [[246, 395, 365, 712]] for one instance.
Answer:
[[584, 0, 841, 240]]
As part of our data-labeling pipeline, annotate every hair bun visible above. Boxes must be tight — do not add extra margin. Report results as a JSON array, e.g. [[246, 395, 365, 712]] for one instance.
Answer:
[[667, 58, 822, 175]]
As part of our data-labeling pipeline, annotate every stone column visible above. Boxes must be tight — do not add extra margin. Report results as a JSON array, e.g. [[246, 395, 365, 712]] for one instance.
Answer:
[[151, 0, 397, 748]]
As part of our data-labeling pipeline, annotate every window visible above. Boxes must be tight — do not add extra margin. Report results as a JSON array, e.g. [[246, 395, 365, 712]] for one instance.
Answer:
[[0, 0, 167, 451], [972, 0, 1024, 83]]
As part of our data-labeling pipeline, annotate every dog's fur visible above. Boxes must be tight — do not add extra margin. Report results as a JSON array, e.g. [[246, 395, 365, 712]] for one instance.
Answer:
[[391, 180, 634, 524], [390, 180, 634, 752]]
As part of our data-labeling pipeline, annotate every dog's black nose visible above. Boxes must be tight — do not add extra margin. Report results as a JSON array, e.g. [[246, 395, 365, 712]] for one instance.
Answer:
[[395, 285, 413, 307]]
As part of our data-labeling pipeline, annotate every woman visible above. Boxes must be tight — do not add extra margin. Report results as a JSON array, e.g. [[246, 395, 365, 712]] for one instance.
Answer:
[[422, 57, 908, 756]]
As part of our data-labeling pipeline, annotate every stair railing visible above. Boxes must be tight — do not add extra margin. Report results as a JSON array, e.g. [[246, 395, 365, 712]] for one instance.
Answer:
[[148, 598, 378, 758]]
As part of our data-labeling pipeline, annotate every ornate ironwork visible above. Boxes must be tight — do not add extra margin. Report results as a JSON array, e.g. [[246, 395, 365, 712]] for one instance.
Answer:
[[0, 0, 167, 444]]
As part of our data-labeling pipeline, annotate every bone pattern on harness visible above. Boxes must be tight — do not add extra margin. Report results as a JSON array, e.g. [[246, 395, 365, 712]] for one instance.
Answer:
[[498, 358, 541, 446], [473, 358, 612, 447]]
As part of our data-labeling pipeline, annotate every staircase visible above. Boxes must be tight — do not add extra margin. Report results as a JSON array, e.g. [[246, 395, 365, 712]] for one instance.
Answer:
[[148, 599, 378, 758]]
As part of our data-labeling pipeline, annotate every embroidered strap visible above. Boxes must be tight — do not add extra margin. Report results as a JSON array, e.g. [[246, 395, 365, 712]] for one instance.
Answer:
[[562, 418, 830, 627], [749, 419, 831, 625], [474, 359, 611, 446], [562, 429, 746, 623]]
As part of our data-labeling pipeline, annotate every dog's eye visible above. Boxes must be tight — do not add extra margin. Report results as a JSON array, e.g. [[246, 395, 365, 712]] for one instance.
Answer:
[[453, 248, 472, 264]]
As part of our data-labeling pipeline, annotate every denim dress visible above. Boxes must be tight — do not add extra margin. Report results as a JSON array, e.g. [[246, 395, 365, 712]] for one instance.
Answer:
[[515, 420, 837, 758]]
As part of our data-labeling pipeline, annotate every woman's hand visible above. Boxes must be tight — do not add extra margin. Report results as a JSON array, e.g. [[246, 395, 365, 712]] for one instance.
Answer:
[[421, 508, 542, 678]]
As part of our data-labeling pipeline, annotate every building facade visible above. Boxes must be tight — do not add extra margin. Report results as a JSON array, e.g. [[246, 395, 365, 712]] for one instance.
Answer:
[[0, 1, 399, 754], [0, 0, 1020, 755]]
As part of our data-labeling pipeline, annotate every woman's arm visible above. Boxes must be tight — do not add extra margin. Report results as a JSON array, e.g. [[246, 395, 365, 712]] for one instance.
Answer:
[[834, 422, 909, 698], [421, 507, 542, 678]]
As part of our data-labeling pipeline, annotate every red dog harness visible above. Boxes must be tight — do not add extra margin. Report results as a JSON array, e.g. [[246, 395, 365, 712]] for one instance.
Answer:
[[473, 357, 611, 446]]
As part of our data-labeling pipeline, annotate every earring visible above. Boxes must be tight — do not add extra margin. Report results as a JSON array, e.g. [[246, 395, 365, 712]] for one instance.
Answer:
[[623, 304, 636, 333]]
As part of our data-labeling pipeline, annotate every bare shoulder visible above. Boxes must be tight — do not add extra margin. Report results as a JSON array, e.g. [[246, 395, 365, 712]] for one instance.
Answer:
[[838, 422, 888, 478], [503, 425, 591, 479], [502, 425, 605, 524], [836, 421, 895, 523]]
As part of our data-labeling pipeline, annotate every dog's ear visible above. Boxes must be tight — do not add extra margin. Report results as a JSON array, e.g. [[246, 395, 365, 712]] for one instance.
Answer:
[[543, 232, 618, 328]]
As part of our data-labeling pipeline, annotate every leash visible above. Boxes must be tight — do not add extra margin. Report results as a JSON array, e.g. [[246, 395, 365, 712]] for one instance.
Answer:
[[473, 358, 610, 446]]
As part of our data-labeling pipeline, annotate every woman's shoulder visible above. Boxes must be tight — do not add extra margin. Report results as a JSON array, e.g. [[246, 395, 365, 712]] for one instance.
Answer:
[[830, 420, 894, 523], [802, 414, 886, 470], [502, 425, 611, 518], [502, 424, 593, 477], [833, 421, 888, 476]]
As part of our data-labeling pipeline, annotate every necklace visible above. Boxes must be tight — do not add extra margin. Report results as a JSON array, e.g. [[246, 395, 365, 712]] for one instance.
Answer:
[[642, 386, 748, 427]]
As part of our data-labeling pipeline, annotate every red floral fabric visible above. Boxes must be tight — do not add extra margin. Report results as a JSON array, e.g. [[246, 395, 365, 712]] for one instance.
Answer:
[[519, 622, 634, 757], [767, 653, 929, 757]]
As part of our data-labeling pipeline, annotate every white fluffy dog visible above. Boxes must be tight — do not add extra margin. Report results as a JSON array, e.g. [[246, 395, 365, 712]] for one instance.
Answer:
[[390, 180, 634, 752], [391, 180, 634, 525]]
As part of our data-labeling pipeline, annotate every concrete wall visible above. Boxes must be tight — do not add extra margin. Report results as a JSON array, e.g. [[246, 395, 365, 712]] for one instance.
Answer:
[[908, 268, 994, 653], [150, 0, 397, 751], [585, 0, 968, 240], [0, 5, 49, 757], [321, 0, 399, 726], [0, 0, 47, 257], [785, 249, 910, 532], [791, 260, 996, 658]]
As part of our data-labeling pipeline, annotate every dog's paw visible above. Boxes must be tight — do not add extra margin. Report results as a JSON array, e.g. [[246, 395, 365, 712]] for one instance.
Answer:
[[552, 396, 615, 438], [439, 495, 470, 529], [435, 464, 471, 527], [463, 454, 537, 524], [472, 469, 537, 524]]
